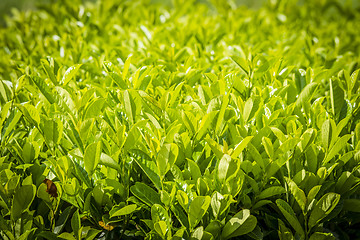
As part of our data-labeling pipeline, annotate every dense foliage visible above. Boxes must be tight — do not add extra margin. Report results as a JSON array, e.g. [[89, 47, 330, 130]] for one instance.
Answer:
[[1, 0, 360, 239]]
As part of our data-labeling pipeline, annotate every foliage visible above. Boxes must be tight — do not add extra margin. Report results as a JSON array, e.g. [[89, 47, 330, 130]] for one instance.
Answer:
[[1, 0, 360, 239]]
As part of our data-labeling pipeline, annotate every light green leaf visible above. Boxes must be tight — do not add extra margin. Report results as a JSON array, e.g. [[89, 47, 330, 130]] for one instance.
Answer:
[[188, 159, 202, 181], [215, 93, 229, 135], [41, 59, 57, 85], [218, 154, 231, 182], [231, 55, 250, 76], [124, 90, 136, 125], [196, 111, 217, 141], [154, 221, 167, 238], [231, 136, 253, 158], [221, 209, 257, 239], [189, 196, 211, 229], [295, 82, 318, 108], [110, 204, 137, 218], [41, 118, 63, 149], [151, 204, 171, 228], [122, 54, 132, 79], [84, 98, 105, 119], [99, 153, 120, 171], [62, 64, 82, 85], [262, 137, 274, 159], [84, 142, 101, 175], [157, 143, 178, 178]]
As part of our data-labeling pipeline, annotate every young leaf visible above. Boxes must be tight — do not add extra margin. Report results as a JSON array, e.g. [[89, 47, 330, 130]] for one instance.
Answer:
[[61, 64, 82, 85], [84, 142, 101, 176], [231, 136, 253, 158], [189, 196, 211, 229]]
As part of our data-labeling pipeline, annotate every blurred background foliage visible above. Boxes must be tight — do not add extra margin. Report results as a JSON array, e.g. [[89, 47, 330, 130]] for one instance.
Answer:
[[1, 0, 359, 25]]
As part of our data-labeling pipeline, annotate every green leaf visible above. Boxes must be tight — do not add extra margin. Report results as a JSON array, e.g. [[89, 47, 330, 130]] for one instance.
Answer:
[[11, 184, 36, 221], [110, 204, 137, 218], [61, 64, 82, 85], [295, 82, 318, 108], [16, 103, 40, 127], [41, 118, 63, 149], [329, 78, 344, 117], [189, 196, 211, 229], [286, 178, 307, 212], [276, 199, 305, 238], [231, 55, 250, 76], [323, 134, 351, 164], [108, 72, 128, 89], [221, 209, 257, 239], [22, 141, 39, 164], [130, 149, 162, 190], [157, 143, 178, 178], [99, 153, 120, 171], [84, 142, 101, 175], [342, 199, 360, 212], [84, 98, 106, 119], [257, 186, 286, 200], [124, 90, 136, 125], [54, 206, 72, 234], [130, 182, 161, 207], [307, 185, 321, 211], [2, 110, 22, 140], [278, 219, 294, 240], [321, 119, 335, 150], [350, 69, 360, 94], [262, 137, 274, 159], [71, 210, 81, 240], [41, 58, 57, 85], [188, 159, 202, 181], [218, 154, 231, 182], [196, 111, 217, 141], [215, 93, 229, 134], [308, 193, 340, 229], [122, 54, 132, 79], [309, 232, 335, 240], [231, 136, 253, 158], [191, 226, 204, 240], [154, 221, 167, 238], [211, 192, 235, 220], [31, 76, 55, 104], [151, 204, 171, 228], [171, 204, 189, 229]]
